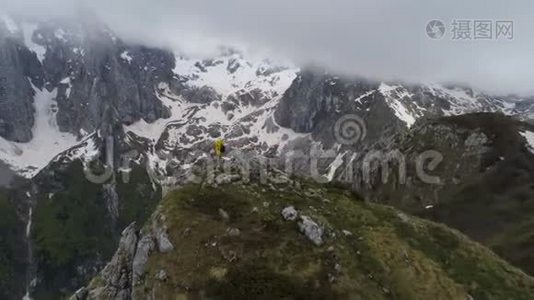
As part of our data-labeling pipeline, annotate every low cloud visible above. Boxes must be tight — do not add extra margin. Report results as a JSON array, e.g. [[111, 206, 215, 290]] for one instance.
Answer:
[[3, 0, 534, 95]]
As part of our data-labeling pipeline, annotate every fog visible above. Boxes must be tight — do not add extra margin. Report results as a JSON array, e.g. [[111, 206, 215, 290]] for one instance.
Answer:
[[2, 0, 534, 95]]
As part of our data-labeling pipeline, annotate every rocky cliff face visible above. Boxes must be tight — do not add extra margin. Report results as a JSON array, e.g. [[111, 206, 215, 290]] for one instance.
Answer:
[[274, 71, 404, 149], [1, 14, 532, 181], [0, 16, 175, 143], [0, 18, 42, 142], [72, 216, 175, 300]]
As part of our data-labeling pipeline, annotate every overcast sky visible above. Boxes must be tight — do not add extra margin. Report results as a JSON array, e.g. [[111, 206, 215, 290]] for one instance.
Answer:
[[3, 0, 534, 95]]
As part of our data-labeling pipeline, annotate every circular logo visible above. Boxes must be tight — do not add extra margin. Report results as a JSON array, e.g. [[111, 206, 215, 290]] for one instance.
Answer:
[[426, 20, 445, 39], [333, 114, 367, 145]]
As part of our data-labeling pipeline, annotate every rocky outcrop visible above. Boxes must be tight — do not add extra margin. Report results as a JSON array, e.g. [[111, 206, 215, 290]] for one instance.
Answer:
[[297, 215, 324, 246], [79, 222, 138, 300], [282, 206, 325, 245], [275, 71, 371, 132], [274, 70, 407, 150], [281, 206, 298, 221], [78, 212, 174, 300]]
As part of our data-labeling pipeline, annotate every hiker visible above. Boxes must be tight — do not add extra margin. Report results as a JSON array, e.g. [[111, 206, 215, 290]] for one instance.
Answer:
[[214, 138, 225, 158]]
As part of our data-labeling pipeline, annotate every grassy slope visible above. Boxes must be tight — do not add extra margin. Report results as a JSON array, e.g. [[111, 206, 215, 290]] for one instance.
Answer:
[[420, 114, 534, 275], [133, 181, 534, 299], [32, 162, 115, 299], [370, 113, 534, 276]]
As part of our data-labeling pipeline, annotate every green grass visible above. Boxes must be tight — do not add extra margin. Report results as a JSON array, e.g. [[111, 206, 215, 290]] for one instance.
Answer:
[[118, 181, 534, 299], [32, 162, 115, 300], [32, 161, 161, 299], [369, 112, 534, 277]]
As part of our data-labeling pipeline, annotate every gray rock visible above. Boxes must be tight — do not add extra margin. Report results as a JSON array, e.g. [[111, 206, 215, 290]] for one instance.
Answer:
[[76, 216, 175, 298], [215, 174, 241, 184], [281, 206, 298, 221], [88, 222, 138, 299], [156, 229, 174, 253], [132, 234, 155, 284], [155, 269, 167, 281], [208, 125, 222, 138], [218, 208, 230, 221], [227, 227, 241, 237], [174, 84, 220, 104], [298, 215, 324, 246], [221, 101, 237, 113], [72, 287, 88, 300], [342, 230, 353, 236], [227, 58, 240, 74]]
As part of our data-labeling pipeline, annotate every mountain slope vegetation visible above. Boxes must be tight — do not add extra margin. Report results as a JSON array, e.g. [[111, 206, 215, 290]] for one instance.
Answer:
[[79, 179, 534, 299]]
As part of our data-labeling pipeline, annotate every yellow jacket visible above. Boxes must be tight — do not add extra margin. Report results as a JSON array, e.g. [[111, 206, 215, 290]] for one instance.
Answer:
[[214, 139, 225, 157]]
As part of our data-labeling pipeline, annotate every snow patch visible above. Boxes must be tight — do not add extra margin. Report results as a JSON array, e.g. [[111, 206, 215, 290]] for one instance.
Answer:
[[388, 99, 416, 127], [21, 23, 46, 62], [379, 83, 416, 127], [520, 130, 534, 154], [242, 103, 308, 152], [120, 51, 133, 64], [66, 135, 100, 163], [0, 85, 79, 178], [124, 82, 191, 141], [354, 90, 376, 105], [127, 62, 301, 152], [425, 84, 488, 116], [54, 28, 67, 42], [173, 52, 298, 99], [60, 77, 72, 98], [72, 47, 85, 57], [326, 152, 346, 181]]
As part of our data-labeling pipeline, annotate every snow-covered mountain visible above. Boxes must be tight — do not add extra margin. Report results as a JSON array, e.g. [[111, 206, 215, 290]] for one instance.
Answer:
[[5, 14, 534, 299], [1, 14, 534, 182]]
